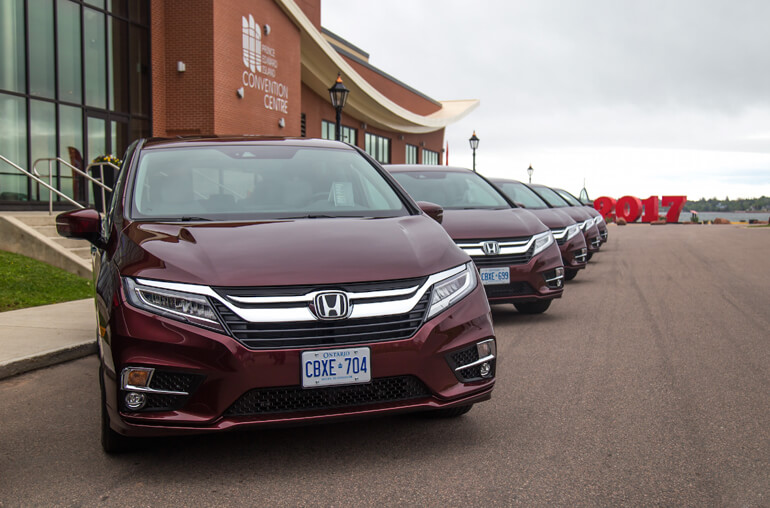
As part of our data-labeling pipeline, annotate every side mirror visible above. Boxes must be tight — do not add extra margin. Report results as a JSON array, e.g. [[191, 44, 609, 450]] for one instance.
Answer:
[[417, 201, 443, 224], [56, 208, 105, 248]]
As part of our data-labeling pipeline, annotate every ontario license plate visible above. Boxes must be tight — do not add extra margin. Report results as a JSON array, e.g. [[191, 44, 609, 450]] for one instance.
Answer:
[[301, 347, 371, 388], [479, 267, 510, 285]]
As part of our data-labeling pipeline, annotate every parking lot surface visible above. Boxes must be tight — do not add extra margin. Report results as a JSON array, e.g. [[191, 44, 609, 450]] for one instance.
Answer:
[[1, 224, 768, 506]]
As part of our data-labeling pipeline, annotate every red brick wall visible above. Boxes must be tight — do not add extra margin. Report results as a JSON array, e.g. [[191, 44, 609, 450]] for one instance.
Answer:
[[213, 0, 301, 136], [150, 1, 166, 136], [294, 0, 321, 29], [301, 84, 445, 164], [341, 55, 442, 117], [152, 0, 215, 136]]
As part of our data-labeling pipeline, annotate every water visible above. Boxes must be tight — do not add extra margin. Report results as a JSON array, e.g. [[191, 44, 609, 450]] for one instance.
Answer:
[[676, 211, 769, 223]]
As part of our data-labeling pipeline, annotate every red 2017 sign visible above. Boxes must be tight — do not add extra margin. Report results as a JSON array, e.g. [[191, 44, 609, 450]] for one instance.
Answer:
[[594, 196, 687, 223]]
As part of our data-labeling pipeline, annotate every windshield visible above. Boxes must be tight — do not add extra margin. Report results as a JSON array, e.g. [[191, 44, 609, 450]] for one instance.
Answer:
[[554, 188, 583, 206], [531, 186, 570, 208], [496, 182, 549, 209], [130, 145, 408, 220], [391, 171, 510, 210]]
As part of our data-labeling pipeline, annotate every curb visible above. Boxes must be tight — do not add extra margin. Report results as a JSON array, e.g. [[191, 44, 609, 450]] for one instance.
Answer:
[[0, 340, 97, 381]]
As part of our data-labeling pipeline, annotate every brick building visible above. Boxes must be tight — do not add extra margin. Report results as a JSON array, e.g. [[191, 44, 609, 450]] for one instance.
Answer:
[[0, 0, 477, 208]]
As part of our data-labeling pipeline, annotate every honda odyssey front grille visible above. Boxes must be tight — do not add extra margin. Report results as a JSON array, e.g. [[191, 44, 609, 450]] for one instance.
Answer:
[[212, 289, 431, 349], [456, 237, 536, 267]]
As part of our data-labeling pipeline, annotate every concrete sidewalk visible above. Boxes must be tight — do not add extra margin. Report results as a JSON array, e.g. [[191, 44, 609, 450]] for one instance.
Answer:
[[0, 299, 97, 380]]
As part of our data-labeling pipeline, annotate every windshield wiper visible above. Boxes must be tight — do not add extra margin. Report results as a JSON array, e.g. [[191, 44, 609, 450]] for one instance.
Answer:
[[179, 216, 212, 221]]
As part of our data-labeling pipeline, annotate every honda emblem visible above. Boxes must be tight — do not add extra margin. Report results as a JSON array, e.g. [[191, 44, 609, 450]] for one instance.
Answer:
[[482, 241, 500, 255], [313, 291, 350, 320]]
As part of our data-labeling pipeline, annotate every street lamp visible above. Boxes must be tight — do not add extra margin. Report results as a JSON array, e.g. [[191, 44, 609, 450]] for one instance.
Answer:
[[469, 131, 480, 172], [328, 73, 350, 141], [527, 164, 534, 184]]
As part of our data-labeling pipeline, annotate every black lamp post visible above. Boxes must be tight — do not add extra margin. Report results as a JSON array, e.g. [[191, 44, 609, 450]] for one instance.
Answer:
[[328, 73, 350, 141], [527, 164, 534, 184], [469, 131, 480, 172]]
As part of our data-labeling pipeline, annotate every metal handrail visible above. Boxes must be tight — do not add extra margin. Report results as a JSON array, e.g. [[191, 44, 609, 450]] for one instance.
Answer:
[[32, 157, 117, 215], [0, 155, 84, 213]]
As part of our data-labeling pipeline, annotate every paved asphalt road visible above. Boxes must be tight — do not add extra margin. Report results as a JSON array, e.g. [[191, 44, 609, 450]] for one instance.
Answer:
[[1, 224, 768, 506]]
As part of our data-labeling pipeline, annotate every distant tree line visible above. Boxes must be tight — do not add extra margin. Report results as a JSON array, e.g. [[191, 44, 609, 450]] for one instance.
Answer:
[[685, 196, 770, 212]]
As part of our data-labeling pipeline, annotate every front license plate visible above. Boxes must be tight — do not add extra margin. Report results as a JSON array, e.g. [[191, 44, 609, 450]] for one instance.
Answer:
[[301, 347, 371, 388], [479, 267, 510, 285]]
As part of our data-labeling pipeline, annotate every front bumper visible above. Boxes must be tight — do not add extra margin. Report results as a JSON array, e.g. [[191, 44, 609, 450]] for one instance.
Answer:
[[584, 224, 602, 253], [475, 242, 564, 305], [558, 233, 588, 270], [102, 281, 496, 437]]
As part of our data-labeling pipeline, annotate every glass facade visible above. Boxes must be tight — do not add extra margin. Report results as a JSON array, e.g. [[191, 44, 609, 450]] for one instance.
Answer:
[[0, 0, 150, 206], [321, 120, 356, 145], [405, 144, 418, 164], [365, 133, 391, 164], [422, 149, 439, 165]]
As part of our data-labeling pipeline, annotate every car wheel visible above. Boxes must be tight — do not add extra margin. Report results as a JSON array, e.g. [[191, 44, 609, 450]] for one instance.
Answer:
[[100, 366, 134, 454], [564, 268, 579, 281], [514, 300, 552, 314], [424, 404, 474, 418]]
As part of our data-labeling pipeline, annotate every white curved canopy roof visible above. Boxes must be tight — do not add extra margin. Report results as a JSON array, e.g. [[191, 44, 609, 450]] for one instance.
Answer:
[[276, 0, 479, 134]]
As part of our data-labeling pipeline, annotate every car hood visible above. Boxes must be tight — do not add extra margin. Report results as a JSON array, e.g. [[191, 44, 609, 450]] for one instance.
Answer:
[[440, 209, 548, 240], [526, 208, 576, 229], [116, 216, 467, 286], [556, 206, 592, 222]]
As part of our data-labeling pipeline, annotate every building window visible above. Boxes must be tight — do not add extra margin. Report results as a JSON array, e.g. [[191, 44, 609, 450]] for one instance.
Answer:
[[321, 120, 356, 144], [365, 133, 391, 164], [0, 0, 151, 205], [422, 149, 439, 165], [405, 144, 418, 164]]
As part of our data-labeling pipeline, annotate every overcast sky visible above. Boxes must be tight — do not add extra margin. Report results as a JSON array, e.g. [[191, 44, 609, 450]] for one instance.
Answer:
[[321, 0, 770, 201]]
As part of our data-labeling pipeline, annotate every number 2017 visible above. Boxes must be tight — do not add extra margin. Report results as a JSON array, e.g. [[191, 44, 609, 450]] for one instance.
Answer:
[[594, 195, 686, 223]]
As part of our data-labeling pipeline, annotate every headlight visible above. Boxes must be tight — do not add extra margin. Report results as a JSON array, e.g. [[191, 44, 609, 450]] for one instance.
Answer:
[[595, 215, 605, 226], [581, 219, 592, 231], [123, 277, 224, 331], [531, 230, 555, 256], [427, 263, 477, 319], [565, 223, 581, 240]]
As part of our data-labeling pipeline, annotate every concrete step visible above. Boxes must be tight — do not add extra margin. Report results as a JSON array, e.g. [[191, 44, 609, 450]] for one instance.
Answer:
[[34, 225, 59, 237], [13, 213, 58, 227], [0, 213, 92, 278], [50, 237, 90, 249], [71, 247, 93, 260]]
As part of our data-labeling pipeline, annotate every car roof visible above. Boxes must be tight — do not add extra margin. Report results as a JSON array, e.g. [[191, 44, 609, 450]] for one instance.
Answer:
[[385, 164, 472, 174], [488, 177, 525, 184], [140, 136, 354, 151]]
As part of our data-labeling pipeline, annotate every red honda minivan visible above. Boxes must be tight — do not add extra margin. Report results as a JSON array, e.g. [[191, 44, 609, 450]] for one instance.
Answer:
[[489, 178, 588, 281], [528, 184, 603, 260], [57, 138, 496, 453], [387, 165, 565, 314]]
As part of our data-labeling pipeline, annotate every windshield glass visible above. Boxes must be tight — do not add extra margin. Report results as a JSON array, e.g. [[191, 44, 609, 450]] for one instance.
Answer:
[[130, 145, 408, 220], [496, 182, 549, 209], [554, 188, 583, 206], [531, 186, 570, 208], [391, 170, 510, 209]]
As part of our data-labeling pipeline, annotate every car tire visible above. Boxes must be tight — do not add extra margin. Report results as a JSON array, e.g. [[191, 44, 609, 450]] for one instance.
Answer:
[[564, 268, 579, 281], [100, 366, 134, 454], [424, 404, 474, 418], [514, 300, 552, 314]]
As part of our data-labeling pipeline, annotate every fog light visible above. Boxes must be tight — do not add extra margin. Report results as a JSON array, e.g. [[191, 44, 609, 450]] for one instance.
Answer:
[[480, 362, 491, 377], [125, 392, 146, 410]]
